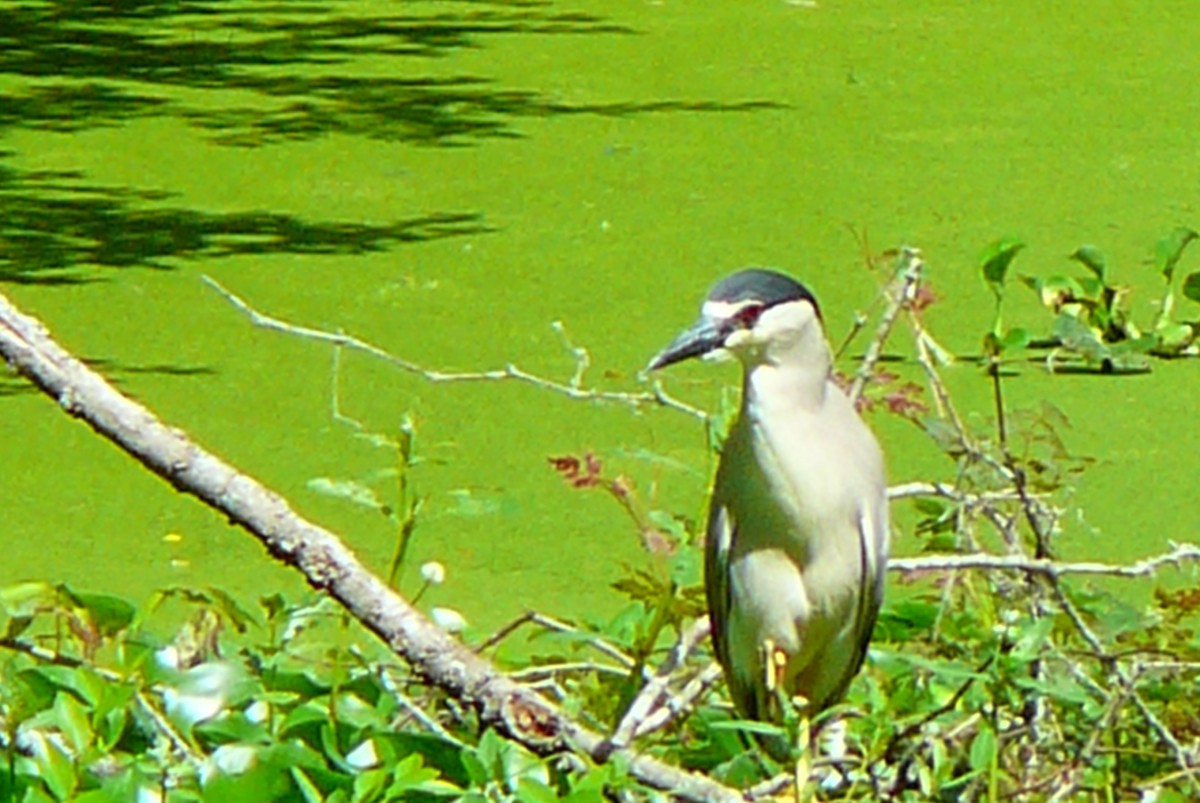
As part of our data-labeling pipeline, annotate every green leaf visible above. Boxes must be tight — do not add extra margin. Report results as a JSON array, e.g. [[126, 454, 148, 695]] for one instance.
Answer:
[[1013, 673, 1092, 706], [202, 587, 261, 632], [0, 581, 56, 617], [1030, 275, 1085, 309], [385, 753, 459, 797], [912, 497, 947, 516], [1070, 245, 1108, 280], [4, 614, 33, 640], [668, 547, 702, 588], [52, 691, 94, 754], [1001, 327, 1030, 350], [968, 726, 997, 773], [1052, 314, 1110, 363], [289, 768, 323, 803], [68, 592, 136, 637], [708, 719, 787, 738], [1155, 321, 1194, 351], [514, 778, 559, 803], [352, 767, 389, 801], [459, 748, 489, 787], [36, 732, 78, 801], [646, 510, 689, 540], [979, 238, 1026, 298], [1182, 271, 1200, 303], [1154, 226, 1198, 281], [1011, 616, 1054, 660]]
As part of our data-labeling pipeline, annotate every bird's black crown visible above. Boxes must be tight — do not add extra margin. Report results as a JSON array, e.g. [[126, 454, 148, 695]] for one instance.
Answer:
[[707, 268, 820, 318]]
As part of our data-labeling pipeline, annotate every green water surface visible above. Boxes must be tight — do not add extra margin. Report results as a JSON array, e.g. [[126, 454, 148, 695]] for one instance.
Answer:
[[3, 0, 1199, 633]]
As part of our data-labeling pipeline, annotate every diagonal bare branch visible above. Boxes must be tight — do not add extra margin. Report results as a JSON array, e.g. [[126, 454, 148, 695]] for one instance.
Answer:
[[0, 288, 743, 803]]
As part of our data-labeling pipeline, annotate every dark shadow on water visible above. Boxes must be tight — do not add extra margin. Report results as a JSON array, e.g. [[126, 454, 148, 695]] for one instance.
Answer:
[[0, 1, 783, 282], [0, 0, 784, 147], [0, 360, 219, 398], [186, 75, 785, 147], [0, 157, 492, 284], [85, 360, 217, 378]]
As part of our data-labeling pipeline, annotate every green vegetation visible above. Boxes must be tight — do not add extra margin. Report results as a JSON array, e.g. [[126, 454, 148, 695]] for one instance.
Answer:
[[4, 248, 1199, 802], [982, 227, 1200, 371]]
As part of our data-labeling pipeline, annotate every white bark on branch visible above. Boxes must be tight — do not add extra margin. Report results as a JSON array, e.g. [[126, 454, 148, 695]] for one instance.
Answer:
[[889, 542, 1200, 579], [202, 275, 707, 420], [0, 290, 744, 803]]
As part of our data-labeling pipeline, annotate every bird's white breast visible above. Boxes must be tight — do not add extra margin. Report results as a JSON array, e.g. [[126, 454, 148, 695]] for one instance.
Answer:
[[717, 368, 887, 708]]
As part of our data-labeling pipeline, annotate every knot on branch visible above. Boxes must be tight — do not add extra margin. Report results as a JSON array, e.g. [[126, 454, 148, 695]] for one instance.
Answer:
[[502, 691, 563, 749]]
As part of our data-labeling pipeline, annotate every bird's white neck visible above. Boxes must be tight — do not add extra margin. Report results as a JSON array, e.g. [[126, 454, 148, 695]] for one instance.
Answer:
[[741, 345, 832, 418]]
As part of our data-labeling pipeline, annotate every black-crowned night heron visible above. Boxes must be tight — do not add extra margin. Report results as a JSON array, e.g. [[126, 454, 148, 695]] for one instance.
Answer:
[[648, 268, 889, 762]]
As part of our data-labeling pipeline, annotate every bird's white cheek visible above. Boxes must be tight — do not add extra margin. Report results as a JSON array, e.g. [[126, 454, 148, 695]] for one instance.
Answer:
[[702, 347, 736, 364], [723, 329, 755, 351]]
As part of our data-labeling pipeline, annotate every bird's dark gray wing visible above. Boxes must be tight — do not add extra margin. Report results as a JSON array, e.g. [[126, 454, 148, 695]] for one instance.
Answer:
[[842, 502, 888, 696], [705, 503, 734, 672], [706, 502, 766, 719]]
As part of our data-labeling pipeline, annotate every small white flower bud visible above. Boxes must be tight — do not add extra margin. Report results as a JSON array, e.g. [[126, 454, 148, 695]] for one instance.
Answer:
[[431, 607, 467, 634], [420, 561, 446, 585]]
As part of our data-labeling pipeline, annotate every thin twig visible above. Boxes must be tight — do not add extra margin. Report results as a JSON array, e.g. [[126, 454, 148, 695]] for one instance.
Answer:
[[848, 247, 924, 404], [606, 618, 712, 752], [202, 276, 707, 420], [888, 542, 1200, 579], [510, 661, 632, 682]]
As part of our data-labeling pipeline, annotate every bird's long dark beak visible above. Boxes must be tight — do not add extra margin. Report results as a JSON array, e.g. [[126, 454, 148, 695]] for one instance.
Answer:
[[646, 316, 726, 372]]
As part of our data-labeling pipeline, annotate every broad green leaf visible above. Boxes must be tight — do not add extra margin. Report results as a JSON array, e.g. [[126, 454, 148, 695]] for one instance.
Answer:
[[707, 719, 787, 738], [1182, 271, 1200, 303], [202, 586, 261, 632], [1001, 327, 1030, 350], [1077, 275, 1104, 298], [52, 692, 93, 754], [668, 547, 701, 588], [35, 732, 78, 801], [1069, 244, 1108, 280], [0, 581, 56, 616], [73, 791, 130, 803], [289, 767, 323, 803], [12, 667, 59, 713], [1154, 226, 1198, 281], [459, 749, 489, 787], [1011, 615, 1054, 660], [386, 754, 455, 796], [1052, 314, 1110, 363], [646, 509, 689, 540], [351, 767, 388, 801], [1155, 321, 1194, 351], [1029, 274, 1085, 309], [4, 614, 33, 640], [97, 706, 128, 752], [969, 726, 997, 773], [979, 238, 1026, 298], [68, 591, 136, 637], [514, 778, 559, 803], [913, 497, 948, 517], [1013, 673, 1092, 706]]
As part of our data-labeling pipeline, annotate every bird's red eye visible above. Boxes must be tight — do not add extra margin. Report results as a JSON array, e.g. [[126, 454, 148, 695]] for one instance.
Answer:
[[734, 303, 764, 328]]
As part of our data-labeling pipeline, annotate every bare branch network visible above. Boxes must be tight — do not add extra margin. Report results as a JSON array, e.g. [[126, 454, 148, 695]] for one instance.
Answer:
[[0, 288, 742, 803]]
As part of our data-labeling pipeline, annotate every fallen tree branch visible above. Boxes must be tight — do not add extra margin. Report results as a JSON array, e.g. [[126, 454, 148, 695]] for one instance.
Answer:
[[0, 289, 743, 803]]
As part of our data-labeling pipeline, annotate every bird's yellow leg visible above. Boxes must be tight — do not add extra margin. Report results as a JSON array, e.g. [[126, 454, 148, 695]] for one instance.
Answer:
[[760, 641, 812, 801], [790, 693, 812, 803]]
